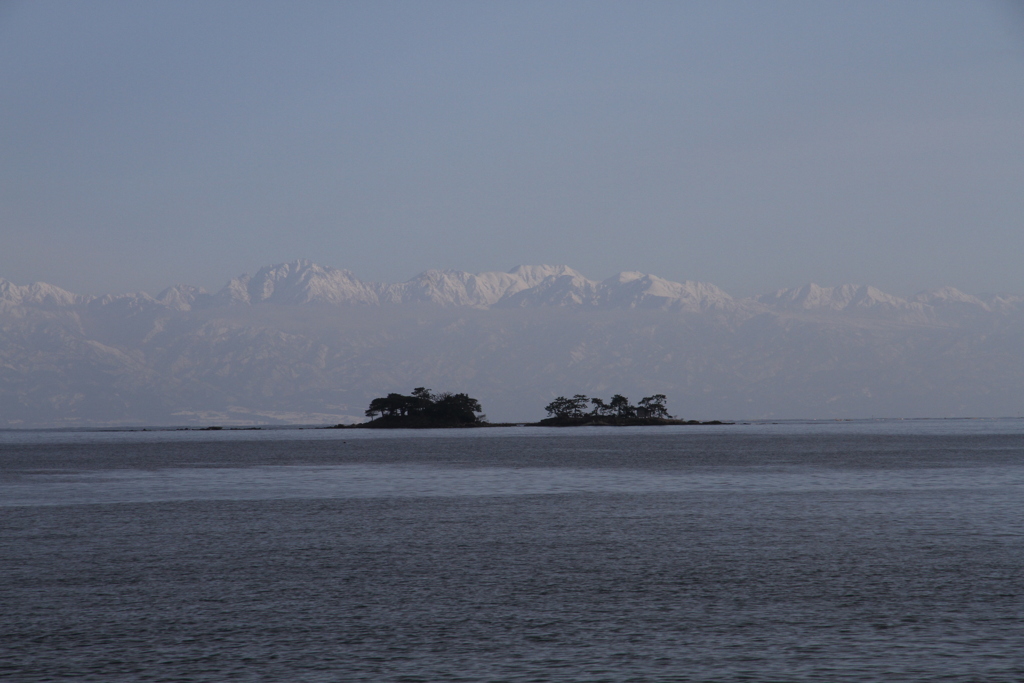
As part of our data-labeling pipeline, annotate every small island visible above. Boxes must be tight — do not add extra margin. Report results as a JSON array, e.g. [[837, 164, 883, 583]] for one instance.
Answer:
[[356, 387, 487, 428], [331, 389, 727, 428], [540, 393, 721, 426]]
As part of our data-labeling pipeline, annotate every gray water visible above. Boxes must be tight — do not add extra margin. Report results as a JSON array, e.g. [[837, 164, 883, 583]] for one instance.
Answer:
[[2, 421, 1023, 681]]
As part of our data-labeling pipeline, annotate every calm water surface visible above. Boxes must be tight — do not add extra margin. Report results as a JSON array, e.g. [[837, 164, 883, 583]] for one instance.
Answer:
[[2, 421, 1023, 681]]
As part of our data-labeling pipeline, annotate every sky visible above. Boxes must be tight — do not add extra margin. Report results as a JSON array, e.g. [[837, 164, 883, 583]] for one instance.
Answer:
[[1, 0, 1023, 298]]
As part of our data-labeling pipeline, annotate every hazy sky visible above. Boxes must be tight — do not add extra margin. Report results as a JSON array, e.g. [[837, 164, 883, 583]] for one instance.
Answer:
[[2, 0, 1023, 297]]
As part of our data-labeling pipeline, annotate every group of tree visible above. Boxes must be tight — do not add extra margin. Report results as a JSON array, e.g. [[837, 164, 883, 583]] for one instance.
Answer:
[[364, 387, 485, 426], [544, 393, 672, 420]]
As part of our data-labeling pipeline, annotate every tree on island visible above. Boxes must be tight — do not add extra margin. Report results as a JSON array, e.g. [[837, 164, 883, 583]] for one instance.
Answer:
[[637, 394, 670, 419], [364, 387, 484, 426], [608, 394, 634, 418], [544, 395, 589, 419], [544, 393, 674, 421]]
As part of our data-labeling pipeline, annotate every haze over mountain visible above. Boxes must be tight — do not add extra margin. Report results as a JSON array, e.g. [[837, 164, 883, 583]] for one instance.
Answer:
[[2, 261, 1022, 427]]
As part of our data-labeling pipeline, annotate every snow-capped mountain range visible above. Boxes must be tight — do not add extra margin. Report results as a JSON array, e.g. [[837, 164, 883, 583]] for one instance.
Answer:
[[3, 259, 1018, 315], [1, 261, 1022, 427]]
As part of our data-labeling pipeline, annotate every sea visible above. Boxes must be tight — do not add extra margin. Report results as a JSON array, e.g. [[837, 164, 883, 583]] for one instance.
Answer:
[[2, 419, 1023, 682]]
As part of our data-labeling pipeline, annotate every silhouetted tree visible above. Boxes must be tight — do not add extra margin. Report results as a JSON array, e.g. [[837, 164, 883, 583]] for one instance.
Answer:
[[544, 393, 673, 422], [365, 397, 389, 419], [365, 393, 414, 418], [609, 394, 635, 418], [570, 394, 590, 418], [637, 394, 671, 419], [545, 396, 574, 419], [410, 387, 434, 413], [365, 388, 484, 424], [429, 392, 482, 423]]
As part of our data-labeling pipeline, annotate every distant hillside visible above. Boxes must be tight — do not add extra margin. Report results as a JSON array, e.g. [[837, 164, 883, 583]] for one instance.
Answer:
[[1, 261, 1022, 426]]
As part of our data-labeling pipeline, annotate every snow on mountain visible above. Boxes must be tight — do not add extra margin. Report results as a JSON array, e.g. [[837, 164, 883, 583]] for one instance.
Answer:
[[912, 287, 989, 310], [506, 265, 583, 289], [156, 285, 211, 312], [377, 265, 585, 308], [496, 271, 601, 307], [2, 264, 1021, 320], [597, 272, 735, 311], [206, 262, 585, 309], [209, 261, 739, 311], [758, 283, 919, 313], [87, 291, 159, 314], [494, 270, 737, 311], [381, 269, 507, 307], [0, 278, 84, 310], [983, 293, 1024, 312], [213, 260, 380, 306], [2, 263, 1023, 427]]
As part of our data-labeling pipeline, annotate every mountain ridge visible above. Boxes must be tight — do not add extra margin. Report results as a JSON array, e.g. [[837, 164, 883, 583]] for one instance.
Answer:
[[2, 260, 1018, 317], [2, 261, 1021, 427]]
